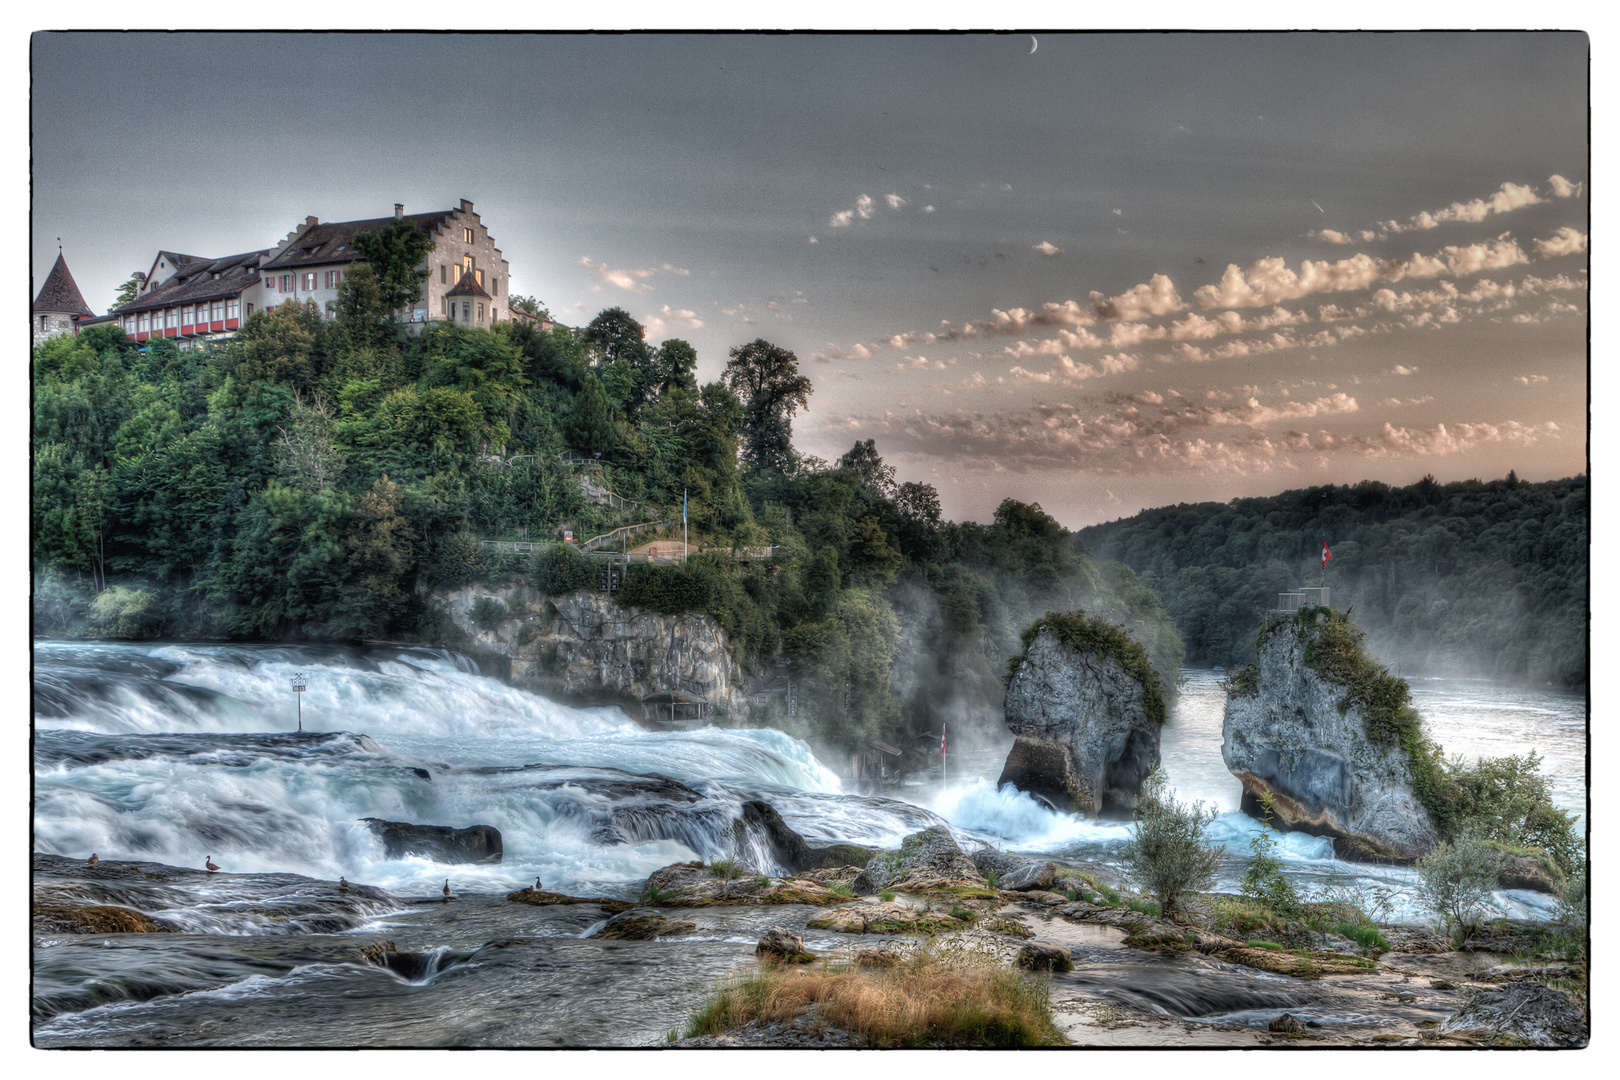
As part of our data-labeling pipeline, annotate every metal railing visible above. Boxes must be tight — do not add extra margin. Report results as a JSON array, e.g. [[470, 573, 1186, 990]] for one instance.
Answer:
[[578, 519, 675, 554]]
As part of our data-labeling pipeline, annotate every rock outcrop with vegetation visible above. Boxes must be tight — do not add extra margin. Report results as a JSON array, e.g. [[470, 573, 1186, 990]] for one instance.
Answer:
[[997, 612, 1166, 817], [850, 826, 992, 896], [1222, 607, 1439, 862]]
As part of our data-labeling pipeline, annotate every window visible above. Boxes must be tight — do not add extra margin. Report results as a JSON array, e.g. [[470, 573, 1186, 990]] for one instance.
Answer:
[[303, 272, 316, 291], [180, 305, 193, 326], [474, 269, 483, 288], [39, 315, 46, 331], [477, 302, 484, 323], [439, 265, 446, 284], [137, 313, 148, 333], [325, 270, 337, 289], [281, 274, 291, 293], [325, 300, 337, 317], [211, 301, 224, 322], [463, 255, 474, 276], [226, 299, 240, 320], [245, 303, 254, 316], [463, 227, 474, 243], [462, 301, 470, 321], [165, 309, 177, 330]]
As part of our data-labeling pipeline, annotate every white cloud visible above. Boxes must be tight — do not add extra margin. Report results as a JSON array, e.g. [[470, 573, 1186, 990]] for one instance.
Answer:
[[1388, 365, 1419, 376], [1547, 174, 1583, 198], [1383, 179, 1545, 233], [1516, 374, 1550, 386], [578, 256, 654, 294], [1533, 227, 1588, 259], [830, 193, 879, 228], [1438, 237, 1529, 276], [884, 193, 906, 210], [642, 305, 705, 340], [1309, 229, 1355, 245], [1092, 274, 1184, 321], [1033, 241, 1062, 257]]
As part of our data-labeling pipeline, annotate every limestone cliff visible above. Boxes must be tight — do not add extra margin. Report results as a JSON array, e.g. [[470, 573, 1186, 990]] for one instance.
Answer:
[[996, 614, 1163, 818], [1221, 609, 1438, 863], [434, 585, 752, 720]]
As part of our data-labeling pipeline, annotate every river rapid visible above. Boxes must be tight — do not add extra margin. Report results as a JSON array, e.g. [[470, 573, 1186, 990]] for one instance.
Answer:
[[32, 641, 1585, 1046]]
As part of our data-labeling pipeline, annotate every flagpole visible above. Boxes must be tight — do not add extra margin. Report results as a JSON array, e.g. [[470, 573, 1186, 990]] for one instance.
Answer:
[[942, 722, 947, 791], [683, 489, 688, 566]]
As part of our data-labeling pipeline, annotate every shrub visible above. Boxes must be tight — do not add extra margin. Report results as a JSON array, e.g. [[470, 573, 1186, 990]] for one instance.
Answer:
[[470, 595, 506, 632], [88, 585, 162, 638], [1119, 769, 1221, 922], [1239, 791, 1300, 916], [879, 889, 897, 903], [1095, 882, 1121, 907], [1332, 922, 1391, 954], [985, 870, 998, 890], [1555, 865, 1587, 948], [949, 905, 975, 921], [531, 542, 595, 595], [1247, 940, 1285, 951], [1124, 898, 1162, 917], [1448, 751, 1581, 873], [1415, 832, 1501, 947]]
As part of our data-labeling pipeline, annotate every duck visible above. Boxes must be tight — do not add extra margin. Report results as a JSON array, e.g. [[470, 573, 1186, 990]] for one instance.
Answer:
[[535, 877, 543, 893], [87, 853, 99, 869], [205, 856, 220, 873], [443, 878, 452, 901], [339, 876, 350, 892]]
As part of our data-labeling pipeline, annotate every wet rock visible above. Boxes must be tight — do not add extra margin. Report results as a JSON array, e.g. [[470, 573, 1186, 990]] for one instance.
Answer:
[[33, 901, 170, 935], [1015, 941, 1074, 972], [505, 887, 634, 914], [970, 847, 1027, 881], [850, 826, 991, 896], [1496, 854, 1560, 894], [640, 862, 848, 907], [806, 900, 965, 936], [357, 939, 436, 980], [756, 926, 815, 963], [1000, 861, 1061, 892], [795, 866, 864, 886], [361, 818, 503, 864], [1268, 1013, 1307, 1034], [736, 800, 878, 873], [855, 947, 901, 969], [1441, 983, 1588, 1047], [590, 910, 697, 940], [1221, 611, 1438, 863], [997, 619, 1163, 817]]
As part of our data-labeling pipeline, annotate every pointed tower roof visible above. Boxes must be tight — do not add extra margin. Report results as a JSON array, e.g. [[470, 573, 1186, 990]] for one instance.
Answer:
[[446, 267, 492, 299], [34, 252, 94, 316]]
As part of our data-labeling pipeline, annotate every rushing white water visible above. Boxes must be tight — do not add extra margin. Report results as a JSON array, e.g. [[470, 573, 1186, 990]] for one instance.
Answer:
[[34, 645, 1584, 923]]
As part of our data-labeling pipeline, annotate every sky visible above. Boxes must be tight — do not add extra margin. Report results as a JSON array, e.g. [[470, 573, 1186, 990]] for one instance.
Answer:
[[30, 30, 1589, 528]]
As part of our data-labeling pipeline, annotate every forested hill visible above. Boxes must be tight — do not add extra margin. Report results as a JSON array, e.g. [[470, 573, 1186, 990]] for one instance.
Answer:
[[32, 255, 1183, 757], [1077, 473, 1588, 689]]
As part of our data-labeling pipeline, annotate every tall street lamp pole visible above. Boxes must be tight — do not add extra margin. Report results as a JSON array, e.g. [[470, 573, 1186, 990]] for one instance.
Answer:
[[292, 672, 307, 732]]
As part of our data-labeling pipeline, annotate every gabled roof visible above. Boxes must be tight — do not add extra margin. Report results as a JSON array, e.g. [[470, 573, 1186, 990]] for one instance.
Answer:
[[111, 250, 268, 314], [260, 210, 457, 270], [445, 268, 492, 299], [34, 253, 94, 316]]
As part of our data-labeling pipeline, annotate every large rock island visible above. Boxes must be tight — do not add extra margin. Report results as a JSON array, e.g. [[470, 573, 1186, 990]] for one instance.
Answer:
[[1222, 606, 1438, 862], [996, 611, 1167, 818]]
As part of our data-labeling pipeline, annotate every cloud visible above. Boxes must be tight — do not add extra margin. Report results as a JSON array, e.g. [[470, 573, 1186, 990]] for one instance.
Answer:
[[1091, 274, 1185, 321], [1364, 420, 1559, 457], [1515, 374, 1550, 385], [1033, 241, 1062, 257], [1309, 229, 1355, 245], [1387, 365, 1419, 376], [824, 341, 883, 360], [1437, 237, 1529, 276], [1520, 273, 1584, 293], [1533, 227, 1588, 259], [1194, 253, 1389, 309], [830, 193, 879, 228], [1382, 179, 1546, 233], [884, 193, 906, 210], [642, 305, 705, 339], [578, 256, 655, 294], [1547, 174, 1584, 198]]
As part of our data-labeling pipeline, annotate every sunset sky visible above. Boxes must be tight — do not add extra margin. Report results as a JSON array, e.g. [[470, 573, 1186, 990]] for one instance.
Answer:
[[31, 31, 1588, 527]]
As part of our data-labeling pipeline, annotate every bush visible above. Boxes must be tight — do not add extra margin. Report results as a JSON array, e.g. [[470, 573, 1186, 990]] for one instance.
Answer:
[[88, 585, 162, 638], [1119, 769, 1221, 921], [708, 858, 744, 880], [984, 870, 998, 890], [1239, 790, 1300, 916], [470, 595, 506, 632], [1415, 832, 1501, 947], [1124, 898, 1162, 917], [1555, 865, 1587, 948], [531, 542, 596, 595], [879, 889, 897, 903]]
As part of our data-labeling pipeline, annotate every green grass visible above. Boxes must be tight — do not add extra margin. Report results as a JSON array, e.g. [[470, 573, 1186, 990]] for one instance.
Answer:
[[709, 858, 744, 880], [1095, 882, 1121, 907], [1125, 898, 1162, 917], [949, 905, 975, 922], [1246, 940, 1286, 950], [826, 882, 855, 899], [985, 870, 999, 890], [1331, 922, 1390, 954], [879, 889, 897, 903]]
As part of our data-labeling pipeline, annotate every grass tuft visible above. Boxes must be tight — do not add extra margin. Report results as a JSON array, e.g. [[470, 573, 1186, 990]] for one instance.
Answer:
[[709, 858, 744, 880]]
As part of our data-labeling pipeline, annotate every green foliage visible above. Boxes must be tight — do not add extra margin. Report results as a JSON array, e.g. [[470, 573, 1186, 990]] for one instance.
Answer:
[[1120, 770, 1221, 921], [1555, 865, 1587, 948], [89, 585, 162, 638], [1332, 923, 1391, 954], [879, 889, 897, 902], [1415, 832, 1502, 946], [531, 543, 596, 595], [826, 882, 855, 899], [1080, 474, 1587, 688], [351, 217, 435, 314], [1017, 609, 1168, 726], [470, 595, 506, 632], [949, 905, 975, 921], [1247, 940, 1286, 951], [1444, 750, 1581, 873], [1239, 791, 1300, 915], [724, 338, 812, 474], [1124, 898, 1162, 917], [708, 858, 744, 880], [984, 870, 998, 891]]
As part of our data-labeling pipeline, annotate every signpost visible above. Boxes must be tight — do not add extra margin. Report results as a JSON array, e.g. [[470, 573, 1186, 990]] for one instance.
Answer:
[[291, 672, 307, 732]]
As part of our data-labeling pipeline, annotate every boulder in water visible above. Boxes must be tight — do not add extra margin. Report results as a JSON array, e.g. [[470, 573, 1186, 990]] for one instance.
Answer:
[[640, 862, 849, 907], [361, 818, 503, 864], [506, 887, 634, 914], [1221, 609, 1438, 863], [1440, 983, 1588, 1047], [737, 800, 879, 873], [1015, 941, 1073, 972], [756, 926, 815, 963], [997, 614, 1165, 817], [806, 901, 964, 935], [851, 825, 991, 896], [358, 938, 438, 980], [589, 910, 697, 940], [33, 901, 170, 935]]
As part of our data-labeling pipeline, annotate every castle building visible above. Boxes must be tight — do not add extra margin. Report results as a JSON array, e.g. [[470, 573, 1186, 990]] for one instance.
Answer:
[[32, 250, 95, 347], [107, 199, 513, 346]]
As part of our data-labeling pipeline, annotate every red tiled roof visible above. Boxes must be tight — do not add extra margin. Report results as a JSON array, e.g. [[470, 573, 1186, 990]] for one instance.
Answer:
[[260, 210, 457, 270], [34, 253, 94, 316]]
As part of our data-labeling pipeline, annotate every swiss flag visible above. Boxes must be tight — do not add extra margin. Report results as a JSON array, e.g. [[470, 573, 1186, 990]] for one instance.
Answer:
[[1321, 539, 1332, 570], [940, 727, 947, 756]]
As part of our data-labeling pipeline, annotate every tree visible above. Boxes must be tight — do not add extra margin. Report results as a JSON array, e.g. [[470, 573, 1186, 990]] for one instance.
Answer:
[[583, 307, 654, 418], [351, 218, 435, 314], [509, 294, 549, 321], [332, 263, 395, 352], [724, 338, 812, 474], [565, 373, 617, 456], [650, 338, 698, 398], [1415, 833, 1501, 948], [1120, 769, 1221, 921], [114, 271, 145, 308], [837, 439, 897, 497]]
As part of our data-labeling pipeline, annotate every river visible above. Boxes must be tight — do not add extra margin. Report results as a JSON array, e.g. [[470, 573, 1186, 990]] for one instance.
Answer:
[[31, 641, 1585, 1046]]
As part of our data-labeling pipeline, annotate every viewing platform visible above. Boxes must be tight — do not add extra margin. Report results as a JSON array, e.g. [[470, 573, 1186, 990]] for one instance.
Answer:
[[1272, 586, 1331, 613]]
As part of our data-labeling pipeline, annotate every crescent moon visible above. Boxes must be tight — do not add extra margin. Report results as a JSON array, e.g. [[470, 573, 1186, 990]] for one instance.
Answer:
[[1029, 35, 1038, 55]]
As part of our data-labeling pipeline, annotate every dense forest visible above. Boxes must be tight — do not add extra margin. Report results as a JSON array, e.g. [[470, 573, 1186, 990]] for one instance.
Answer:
[[32, 241, 1183, 757], [1078, 473, 1588, 689]]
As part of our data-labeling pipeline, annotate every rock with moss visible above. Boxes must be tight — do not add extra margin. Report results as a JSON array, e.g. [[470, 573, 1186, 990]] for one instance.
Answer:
[[590, 910, 697, 940], [755, 926, 815, 963], [1221, 608, 1439, 862], [33, 901, 171, 935], [639, 862, 849, 907], [997, 612, 1165, 817], [850, 826, 990, 895], [1440, 983, 1588, 1047], [736, 800, 879, 873], [506, 887, 634, 913], [806, 900, 965, 935]]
